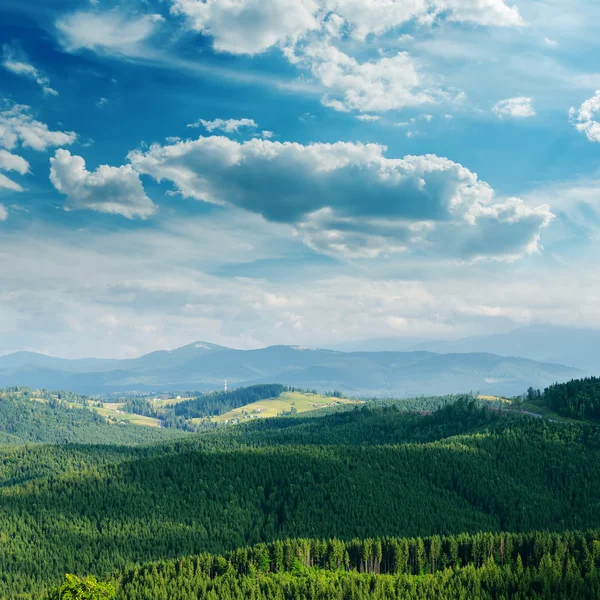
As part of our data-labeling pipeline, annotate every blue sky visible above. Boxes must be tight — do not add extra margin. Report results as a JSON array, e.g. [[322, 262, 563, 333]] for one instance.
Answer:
[[1, 0, 600, 358]]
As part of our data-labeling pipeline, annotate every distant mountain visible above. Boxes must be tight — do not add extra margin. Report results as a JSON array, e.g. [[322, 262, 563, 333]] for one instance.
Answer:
[[0, 340, 582, 397], [325, 337, 429, 353], [408, 325, 600, 373]]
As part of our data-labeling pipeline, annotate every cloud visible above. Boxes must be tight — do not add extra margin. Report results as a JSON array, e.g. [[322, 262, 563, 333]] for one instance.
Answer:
[[543, 37, 558, 48], [170, 0, 321, 55], [0, 103, 76, 151], [56, 10, 164, 57], [0, 204, 7, 220], [0, 103, 73, 191], [2, 45, 58, 96], [0, 174, 23, 193], [356, 114, 380, 122], [492, 96, 536, 118], [168, 0, 524, 113], [96, 97, 108, 108], [569, 91, 600, 142], [187, 117, 258, 132], [50, 149, 157, 218], [0, 150, 29, 175], [128, 135, 553, 261], [303, 44, 434, 113], [171, 0, 524, 55]]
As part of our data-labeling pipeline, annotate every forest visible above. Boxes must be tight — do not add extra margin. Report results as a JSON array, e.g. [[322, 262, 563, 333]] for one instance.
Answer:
[[0, 388, 184, 444], [537, 376, 600, 420], [52, 530, 600, 599], [0, 395, 598, 598], [173, 384, 287, 419]]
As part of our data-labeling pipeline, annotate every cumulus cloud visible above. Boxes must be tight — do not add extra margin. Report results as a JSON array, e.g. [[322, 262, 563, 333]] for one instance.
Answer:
[[128, 135, 553, 261], [187, 117, 258, 132], [169, 0, 524, 113], [0, 103, 74, 192], [50, 149, 156, 218], [170, 0, 321, 55], [0, 150, 29, 175], [0, 103, 76, 151], [56, 10, 164, 57], [171, 0, 524, 54], [569, 91, 600, 142], [302, 44, 434, 113], [492, 96, 536, 118], [0, 150, 28, 192], [2, 45, 58, 96]]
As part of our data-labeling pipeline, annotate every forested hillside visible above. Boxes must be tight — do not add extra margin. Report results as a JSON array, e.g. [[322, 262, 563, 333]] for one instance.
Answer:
[[57, 530, 600, 599], [539, 377, 600, 420], [173, 384, 286, 418], [0, 388, 185, 444], [1, 399, 600, 598]]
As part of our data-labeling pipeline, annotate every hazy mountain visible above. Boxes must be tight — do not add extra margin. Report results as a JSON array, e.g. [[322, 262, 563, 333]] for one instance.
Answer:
[[329, 326, 600, 374], [324, 337, 429, 353], [0, 341, 581, 397], [409, 325, 600, 373]]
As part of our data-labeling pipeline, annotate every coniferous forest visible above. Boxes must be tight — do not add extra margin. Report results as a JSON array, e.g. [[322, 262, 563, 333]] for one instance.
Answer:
[[0, 389, 594, 598]]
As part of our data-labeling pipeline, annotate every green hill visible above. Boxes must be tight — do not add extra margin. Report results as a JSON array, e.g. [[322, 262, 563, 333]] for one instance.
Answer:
[[1, 399, 600, 597], [0, 388, 187, 445]]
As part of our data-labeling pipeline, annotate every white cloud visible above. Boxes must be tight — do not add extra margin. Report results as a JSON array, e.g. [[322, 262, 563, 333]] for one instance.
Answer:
[[356, 114, 380, 121], [303, 43, 434, 112], [569, 91, 600, 142], [187, 117, 258, 132], [96, 97, 108, 108], [261, 130, 274, 139], [171, 0, 524, 55], [56, 10, 164, 57], [0, 150, 29, 175], [128, 135, 553, 261], [0, 174, 23, 192], [0, 103, 76, 151], [492, 96, 536, 118], [167, 0, 524, 114], [170, 0, 321, 55], [2, 46, 58, 96], [50, 149, 157, 218], [0, 103, 73, 192], [543, 37, 558, 48], [0, 204, 7, 220]]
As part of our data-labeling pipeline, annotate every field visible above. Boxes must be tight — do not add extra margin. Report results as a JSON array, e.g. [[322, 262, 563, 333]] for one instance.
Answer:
[[204, 391, 361, 424]]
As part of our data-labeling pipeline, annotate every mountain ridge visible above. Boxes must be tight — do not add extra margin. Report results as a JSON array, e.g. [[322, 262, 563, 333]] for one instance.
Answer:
[[0, 340, 582, 397]]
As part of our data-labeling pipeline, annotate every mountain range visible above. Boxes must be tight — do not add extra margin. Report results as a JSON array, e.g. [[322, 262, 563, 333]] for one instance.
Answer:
[[328, 325, 600, 373], [0, 332, 584, 397]]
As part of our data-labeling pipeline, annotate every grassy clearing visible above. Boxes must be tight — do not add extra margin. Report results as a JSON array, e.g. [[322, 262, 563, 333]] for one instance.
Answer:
[[203, 391, 360, 425], [477, 394, 511, 403]]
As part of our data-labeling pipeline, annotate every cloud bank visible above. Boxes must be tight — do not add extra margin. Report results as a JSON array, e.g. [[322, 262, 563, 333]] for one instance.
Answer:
[[128, 135, 552, 260]]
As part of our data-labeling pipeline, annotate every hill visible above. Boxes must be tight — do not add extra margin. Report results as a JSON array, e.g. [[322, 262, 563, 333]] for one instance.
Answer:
[[0, 388, 186, 445], [0, 341, 582, 396], [2, 399, 600, 597], [528, 376, 600, 421]]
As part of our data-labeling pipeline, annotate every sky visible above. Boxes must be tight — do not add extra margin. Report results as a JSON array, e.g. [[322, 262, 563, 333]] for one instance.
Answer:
[[1, 0, 600, 358]]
